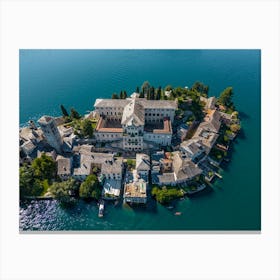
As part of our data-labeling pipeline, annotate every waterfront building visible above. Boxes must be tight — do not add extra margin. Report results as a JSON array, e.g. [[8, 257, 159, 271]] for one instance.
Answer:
[[193, 109, 221, 153], [94, 95, 177, 151], [154, 151, 202, 186], [37, 115, 63, 153], [102, 179, 122, 200], [123, 178, 147, 204]]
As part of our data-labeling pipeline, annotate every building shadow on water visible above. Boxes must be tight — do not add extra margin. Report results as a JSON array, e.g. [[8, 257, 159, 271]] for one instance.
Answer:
[[238, 111, 250, 120], [237, 128, 246, 140]]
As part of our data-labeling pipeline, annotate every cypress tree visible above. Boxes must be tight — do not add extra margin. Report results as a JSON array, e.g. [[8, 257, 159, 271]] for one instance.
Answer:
[[60, 104, 69, 117], [123, 91, 127, 99], [70, 108, 81, 119]]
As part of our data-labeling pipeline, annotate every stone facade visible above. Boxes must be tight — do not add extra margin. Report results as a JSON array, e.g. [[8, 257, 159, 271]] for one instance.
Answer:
[[94, 95, 177, 151], [38, 116, 63, 153]]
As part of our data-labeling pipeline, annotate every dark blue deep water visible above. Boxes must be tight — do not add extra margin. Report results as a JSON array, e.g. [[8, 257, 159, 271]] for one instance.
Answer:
[[19, 50, 261, 231]]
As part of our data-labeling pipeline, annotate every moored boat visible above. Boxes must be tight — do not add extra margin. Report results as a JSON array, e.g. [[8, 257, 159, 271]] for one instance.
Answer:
[[98, 200, 104, 218]]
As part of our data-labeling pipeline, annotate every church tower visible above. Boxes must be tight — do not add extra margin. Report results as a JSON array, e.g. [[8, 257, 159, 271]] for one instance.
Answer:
[[38, 116, 63, 153]]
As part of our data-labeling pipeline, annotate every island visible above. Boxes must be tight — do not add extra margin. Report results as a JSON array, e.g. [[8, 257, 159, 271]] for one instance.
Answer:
[[19, 81, 241, 211]]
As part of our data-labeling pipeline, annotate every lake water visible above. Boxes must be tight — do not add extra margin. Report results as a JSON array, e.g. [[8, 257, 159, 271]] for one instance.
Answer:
[[19, 49, 261, 231]]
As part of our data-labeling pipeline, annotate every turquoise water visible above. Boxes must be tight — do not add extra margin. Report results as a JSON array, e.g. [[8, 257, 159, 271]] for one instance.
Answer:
[[19, 50, 261, 230]]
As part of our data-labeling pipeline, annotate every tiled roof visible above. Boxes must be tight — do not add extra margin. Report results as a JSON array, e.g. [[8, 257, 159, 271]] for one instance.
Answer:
[[101, 158, 123, 175], [172, 151, 202, 181], [56, 155, 71, 175], [137, 99, 177, 109], [157, 173, 175, 184], [121, 99, 145, 126], [94, 99, 130, 108], [136, 153, 150, 171]]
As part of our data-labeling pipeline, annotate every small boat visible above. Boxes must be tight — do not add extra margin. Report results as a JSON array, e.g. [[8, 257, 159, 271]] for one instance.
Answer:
[[98, 200, 104, 218], [166, 206, 174, 209], [174, 212, 182, 216]]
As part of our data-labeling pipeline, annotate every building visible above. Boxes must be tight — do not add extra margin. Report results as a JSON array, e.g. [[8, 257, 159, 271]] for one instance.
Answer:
[[200, 96, 216, 110], [73, 146, 115, 181], [177, 124, 189, 141], [136, 153, 150, 176], [21, 140, 36, 156], [180, 139, 206, 163], [38, 116, 63, 153], [154, 151, 203, 186], [193, 109, 221, 153], [101, 158, 123, 180], [151, 150, 164, 184], [102, 179, 122, 200], [172, 151, 202, 184], [56, 155, 72, 180], [94, 96, 177, 151], [123, 178, 147, 204]]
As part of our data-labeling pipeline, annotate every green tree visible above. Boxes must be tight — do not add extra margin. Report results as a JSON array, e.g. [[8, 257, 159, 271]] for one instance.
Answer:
[[123, 91, 127, 99], [19, 165, 47, 198], [136, 86, 140, 93], [70, 107, 81, 119], [20, 165, 35, 198], [31, 153, 56, 181], [230, 123, 241, 133], [218, 87, 234, 109], [79, 174, 101, 200], [112, 93, 119, 99], [155, 87, 161, 100], [82, 119, 93, 138], [149, 87, 155, 100], [151, 186, 183, 204], [126, 159, 136, 169], [141, 81, 151, 97], [191, 81, 209, 96], [49, 178, 78, 205], [164, 85, 173, 92], [119, 91, 123, 99], [60, 104, 69, 117]]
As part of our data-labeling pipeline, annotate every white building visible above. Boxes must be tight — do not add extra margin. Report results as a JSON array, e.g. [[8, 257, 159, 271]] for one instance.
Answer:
[[136, 153, 150, 176], [94, 96, 177, 151]]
